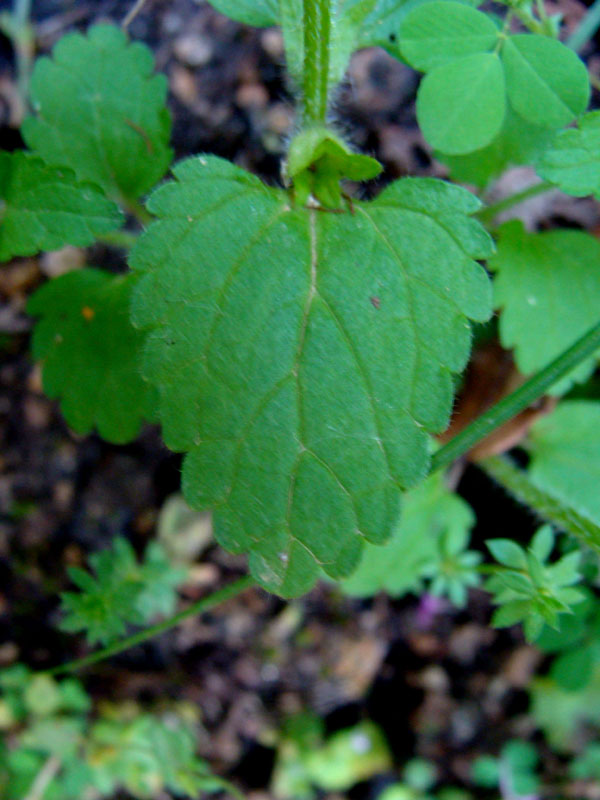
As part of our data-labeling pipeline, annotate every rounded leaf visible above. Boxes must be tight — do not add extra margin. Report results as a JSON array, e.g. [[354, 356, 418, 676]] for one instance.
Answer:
[[400, 0, 499, 72], [502, 34, 590, 129], [417, 52, 505, 154]]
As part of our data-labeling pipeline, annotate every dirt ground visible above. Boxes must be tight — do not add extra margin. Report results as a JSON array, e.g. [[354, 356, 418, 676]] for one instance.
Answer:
[[1, 0, 600, 797]]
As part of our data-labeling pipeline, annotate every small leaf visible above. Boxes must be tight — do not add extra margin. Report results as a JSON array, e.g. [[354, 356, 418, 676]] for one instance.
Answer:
[[528, 402, 600, 525], [0, 152, 122, 261], [340, 472, 475, 597], [537, 110, 600, 198], [502, 34, 589, 129], [440, 106, 556, 187], [130, 155, 493, 597], [487, 538, 527, 569], [27, 269, 154, 444], [530, 524, 554, 563], [551, 646, 594, 692], [416, 52, 505, 154], [399, 1, 498, 72], [22, 24, 172, 204], [490, 221, 600, 393], [207, 0, 278, 26]]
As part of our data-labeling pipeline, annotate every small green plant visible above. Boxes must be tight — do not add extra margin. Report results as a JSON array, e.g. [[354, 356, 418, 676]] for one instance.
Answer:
[[5, 0, 600, 794]]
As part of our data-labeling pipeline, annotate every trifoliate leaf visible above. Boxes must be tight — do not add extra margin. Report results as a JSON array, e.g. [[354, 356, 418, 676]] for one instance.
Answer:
[[440, 106, 556, 188], [340, 472, 474, 597], [501, 34, 590, 129], [207, 0, 278, 26], [399, 1, 498, 72], [489, 222, 600, 393], [60, 538, 185, 646], [0, 152, 122, 261], [22, 25, 172, 204], [528, 402, 600, 526], [27, 269, 155, 444], [537, 111, 600, 198], [130, 155, 493, 597], [416, 52, 505, 154]]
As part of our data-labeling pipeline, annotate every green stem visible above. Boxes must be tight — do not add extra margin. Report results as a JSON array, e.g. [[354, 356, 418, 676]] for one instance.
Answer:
[[123, 196, 152, 226], [44, 576, 255, 677], [302, 0, 332, 125], [8, 0, 33, 115], [430, 320, 600, 474], [96, 230, 138, 249], [478, 180, 554, 224], [479, 455, 600, 552], [566, 0, 600, 51]]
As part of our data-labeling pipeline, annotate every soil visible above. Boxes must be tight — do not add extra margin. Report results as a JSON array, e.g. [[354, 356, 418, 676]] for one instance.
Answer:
[[1, 1, 600, 798]]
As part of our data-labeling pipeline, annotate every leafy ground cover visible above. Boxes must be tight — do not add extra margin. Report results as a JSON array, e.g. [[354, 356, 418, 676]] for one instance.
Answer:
[[3, 1, 600, 799]]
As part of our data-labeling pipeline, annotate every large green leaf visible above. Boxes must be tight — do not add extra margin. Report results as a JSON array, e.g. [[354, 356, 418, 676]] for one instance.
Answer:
[[399, 0, 498, 72], [416, 52, 505, 154], [208, 0, 278, 26], [0, 152, 122, 262], [502, 35, 589, 129], [340, 472, 474, 597], [22, 25, 172, 205], [537, 111, 600, 198], [27, 269, 154, 444], [489, 221, 600, 393], [439, 106, 556, 188], [528, 402, 600, 526], [130, 156, 493, 597]]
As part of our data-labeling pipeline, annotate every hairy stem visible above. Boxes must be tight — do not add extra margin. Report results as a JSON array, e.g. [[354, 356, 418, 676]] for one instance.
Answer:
[[479, 455, 600, 552], [430, 320, 600, 474], [478, 180, 554, 224], [302, 0, 332, 125], [567, 0, 600, 52], [45, 575, 255, 676]]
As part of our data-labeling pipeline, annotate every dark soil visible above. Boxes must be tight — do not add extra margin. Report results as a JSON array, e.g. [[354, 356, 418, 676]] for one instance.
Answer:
[[1, 1, 599, 797]]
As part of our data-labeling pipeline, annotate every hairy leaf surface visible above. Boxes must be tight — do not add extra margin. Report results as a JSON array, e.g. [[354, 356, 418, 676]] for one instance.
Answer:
[[0, 152, 122, 261], [22, 25, 172, 204], [537, 111, 600, 198], [28, 269, 154, 444], [528, 402, 600, 525], [340, 472, 474, 596], [489, 221, 600, 393], [130, 155, 493, 596]]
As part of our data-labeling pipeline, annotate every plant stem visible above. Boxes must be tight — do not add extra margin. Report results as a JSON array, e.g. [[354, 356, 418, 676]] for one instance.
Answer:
[[8, 0, 33, 117], [479, 455, 600, 552], [478, 180, 554, 224], [430, 320, 600, 474], [96, 230, 138, 249], [302, 0, 332, 125], [566, 0, 600, 52], [124, 196, 153, 226], [45, 575, 255, 677]]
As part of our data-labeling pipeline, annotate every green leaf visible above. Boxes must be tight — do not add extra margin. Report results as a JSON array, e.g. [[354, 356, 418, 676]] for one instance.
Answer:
[[416, 52, 505, 154], [27, 269, 154, 444], [0, 152, 122, 261], [502, 34, 589, 129], [22, 25, 172, 204], [551, 645, 595, 692], [130, 156, 493, 597], [537, 111, 600, 198], [358, 0, 481, 52], [530, 669, 600, 752], [528, 401, 600, 525], [60, 538, 185, 646], [489, 221, 600, 393], [487, 538, 527, 569], [439, 106, 556, 188], [340, 471, 475, 597], [207, 0, 278, 26], [399, 1, 498, 72]]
